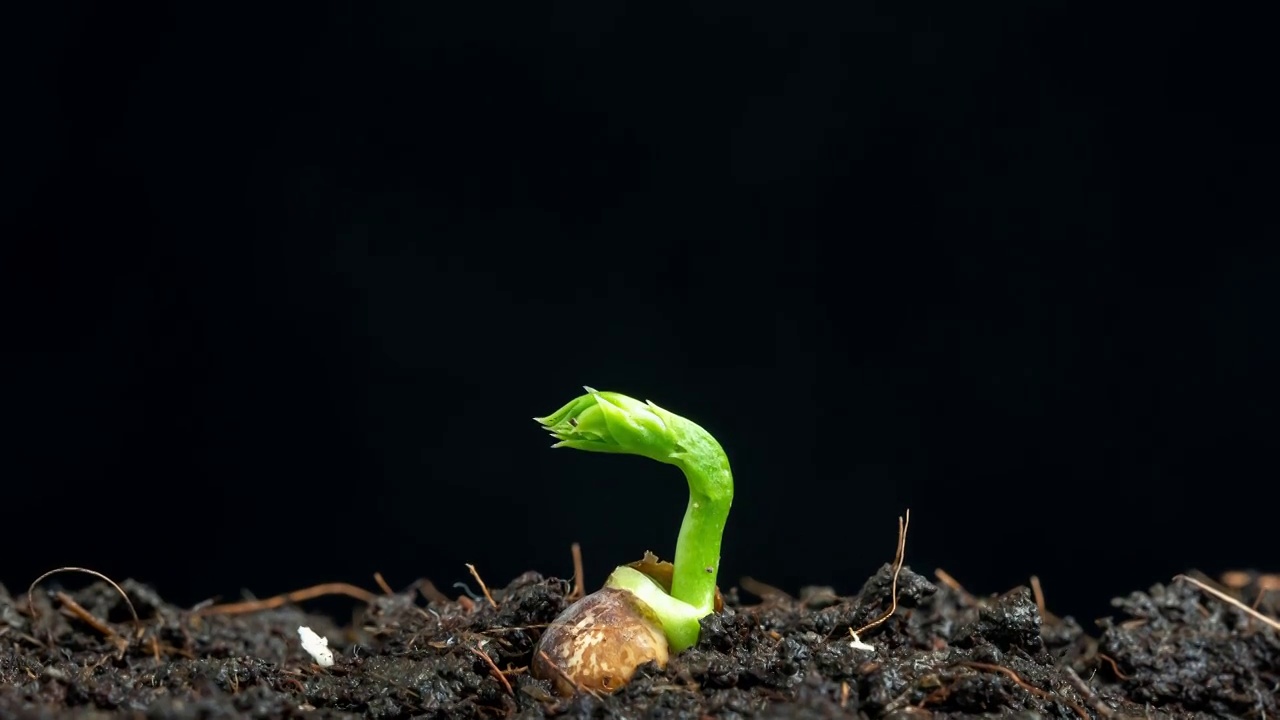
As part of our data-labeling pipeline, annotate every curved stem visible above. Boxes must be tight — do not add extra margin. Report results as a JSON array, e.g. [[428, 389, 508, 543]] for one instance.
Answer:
[[666, 416, 734, 614]]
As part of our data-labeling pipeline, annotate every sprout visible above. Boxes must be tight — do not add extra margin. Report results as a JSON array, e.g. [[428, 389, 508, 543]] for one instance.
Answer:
[[531, 387, 734, 694]]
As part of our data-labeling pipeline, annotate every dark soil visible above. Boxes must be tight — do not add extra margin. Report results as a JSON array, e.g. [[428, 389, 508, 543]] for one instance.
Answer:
[[2, 565, 1277, 719]]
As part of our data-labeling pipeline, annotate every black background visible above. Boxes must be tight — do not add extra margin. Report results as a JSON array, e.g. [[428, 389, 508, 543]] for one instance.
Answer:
[[5, 2, 1276, 625]]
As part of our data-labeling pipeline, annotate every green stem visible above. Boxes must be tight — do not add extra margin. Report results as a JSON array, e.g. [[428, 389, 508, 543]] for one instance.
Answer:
[[666, 420, 734, 613]]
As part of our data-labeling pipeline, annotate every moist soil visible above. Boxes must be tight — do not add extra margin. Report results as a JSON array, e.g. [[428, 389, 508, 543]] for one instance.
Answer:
[[1, 564, 1277, 719]]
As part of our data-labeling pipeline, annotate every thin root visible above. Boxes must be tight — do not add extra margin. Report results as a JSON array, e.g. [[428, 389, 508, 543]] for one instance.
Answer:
[[956, 662, 1088, 720], [466, 564, 498, 608], [373, 572, 394, 596], [1175, 574, 1280, 631], [470, 645, 515, 696], [1096, 653, 1130, 680], [852, 509, 911, 637], [194, 582, 377, 616]]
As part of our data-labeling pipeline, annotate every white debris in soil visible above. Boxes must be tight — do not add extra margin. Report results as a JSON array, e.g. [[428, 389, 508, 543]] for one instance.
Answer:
[[848, 630, 875, 652], [297, 626, 334, 667]]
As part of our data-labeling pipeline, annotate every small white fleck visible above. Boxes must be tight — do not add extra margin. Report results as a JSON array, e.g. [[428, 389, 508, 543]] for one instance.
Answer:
[[848, 631, 875, 652], [298, 626, 334, 667]]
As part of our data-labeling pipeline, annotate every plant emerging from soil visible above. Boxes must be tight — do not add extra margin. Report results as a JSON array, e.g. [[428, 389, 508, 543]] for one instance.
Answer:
[[530, 387, 733, 694]]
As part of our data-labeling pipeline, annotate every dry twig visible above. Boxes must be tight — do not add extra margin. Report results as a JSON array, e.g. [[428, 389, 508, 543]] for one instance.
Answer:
[[1029, 574, 1062, 624], [466, 564, 498, 608], [470, 645, 515, 696], [194, 582, 377, 616], [416, 579, 452, 605], [1221, 569, 1280, 613], [54, 591, 125, 651], [739, 577, 794, 602], [1221, 570, 1280, 592], [1030, 575, 1046, 616], [1174, 574, 1280, 631], [568, 543, 585, 602], [933, 568, 977, 605], [852, 509, 911, 638]]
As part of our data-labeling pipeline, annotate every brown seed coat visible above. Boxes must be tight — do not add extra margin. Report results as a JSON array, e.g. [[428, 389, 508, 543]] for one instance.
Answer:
[[531, 587, 669, 696]]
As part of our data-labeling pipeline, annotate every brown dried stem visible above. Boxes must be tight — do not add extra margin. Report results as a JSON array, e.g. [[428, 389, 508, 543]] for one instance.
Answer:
[[469, 645, 515, 696], [466, 564, 498, 608], [568, 543, 585, 602], [194, 582, 377, 616], [54, 591, 128, 654], [1174, 574, 1280, 631], [27, 567, 140, 630]]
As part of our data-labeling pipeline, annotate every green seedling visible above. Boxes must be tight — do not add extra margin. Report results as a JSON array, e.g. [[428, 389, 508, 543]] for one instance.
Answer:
[[530, 387, 735, 694]]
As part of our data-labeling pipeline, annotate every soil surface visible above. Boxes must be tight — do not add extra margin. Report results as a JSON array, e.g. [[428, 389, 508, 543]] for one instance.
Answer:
[[1, 565, 1277, 719]]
